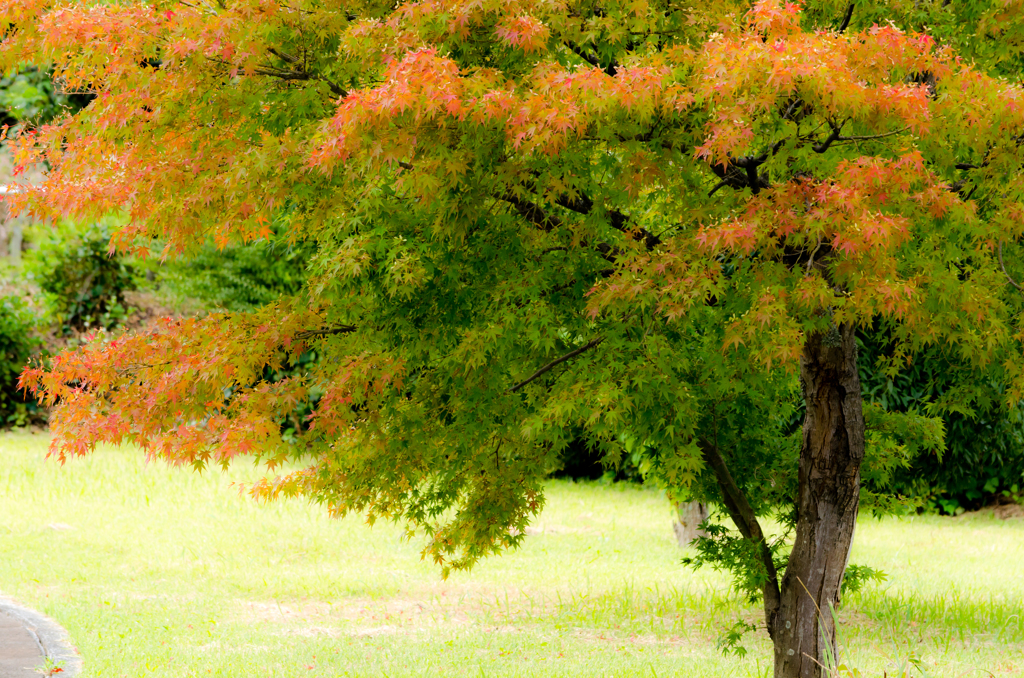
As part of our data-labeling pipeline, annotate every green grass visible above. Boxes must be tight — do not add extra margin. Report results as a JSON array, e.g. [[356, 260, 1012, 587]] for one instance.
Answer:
[[1, 431, 1022, 677]]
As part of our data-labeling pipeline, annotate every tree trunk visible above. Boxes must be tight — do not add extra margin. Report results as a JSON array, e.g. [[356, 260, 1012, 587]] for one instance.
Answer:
[[771, 324, 865, 678], [673, 501, 709, 547]]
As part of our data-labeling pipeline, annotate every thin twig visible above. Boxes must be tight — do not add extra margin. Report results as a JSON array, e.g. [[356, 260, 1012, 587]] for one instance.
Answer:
[[806, 237, 823, 274], [206, 56, 346, 97], [832, 126, 910, 143], [508, 338, 604, 393], [998, 241, 1024, 293]]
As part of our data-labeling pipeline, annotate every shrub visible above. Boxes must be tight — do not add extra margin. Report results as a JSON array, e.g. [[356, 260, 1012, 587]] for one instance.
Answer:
[[0, 295, 41, 426], [859, 325, 1024, 512], [0, 66, 93, 128], [161, 239, 309, 312], [27, 221, 136, 334]]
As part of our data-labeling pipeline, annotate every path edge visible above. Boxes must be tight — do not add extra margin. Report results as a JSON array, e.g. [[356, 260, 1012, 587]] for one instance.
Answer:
[[0, 596, 82, 677]]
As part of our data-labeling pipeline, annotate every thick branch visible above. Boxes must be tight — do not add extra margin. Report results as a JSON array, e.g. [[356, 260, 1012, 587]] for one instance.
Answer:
[[499, 192, 562, 232], [508, 338, 604, 393], [812, 124, 844, 154], [710, 139, 785, 196], [837, 3, 854, 33], [554, 193, 662, 249], [700, 440, 782, 629], [564, 40, 618, 77]]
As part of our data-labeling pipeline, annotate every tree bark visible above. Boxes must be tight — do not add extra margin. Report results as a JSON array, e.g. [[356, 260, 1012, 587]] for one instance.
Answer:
[[673, 501, 709, 546], [771, 323, 865, 678]]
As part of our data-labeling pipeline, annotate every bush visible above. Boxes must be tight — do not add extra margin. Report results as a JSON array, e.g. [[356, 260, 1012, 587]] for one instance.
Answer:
[[0, 66, 93, 127], [0, 295, 42, 426], [859, 326, 1024, 513], [27, 221, 136, 334], [161, 239, 308, 312]]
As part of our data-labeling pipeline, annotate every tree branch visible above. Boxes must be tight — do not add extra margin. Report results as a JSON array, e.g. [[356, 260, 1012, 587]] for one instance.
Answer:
[[208, 56, 347, 97], [564, 40, 618, 77], [999, 241, 1024, 293], [294, 324, 357, 340], [832, 126, 910, 143], [837, 3, 854, 33], [554, 193, 662, 249], [508, 338, 604, 393], [499, 192, 562, 232], [814, 122, 908, 153], [699, 439, 782, 631]]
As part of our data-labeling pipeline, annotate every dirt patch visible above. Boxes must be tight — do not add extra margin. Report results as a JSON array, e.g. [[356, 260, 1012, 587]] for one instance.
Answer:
[[993, 501, 1024, 520], [955, 499, 1024, 521]]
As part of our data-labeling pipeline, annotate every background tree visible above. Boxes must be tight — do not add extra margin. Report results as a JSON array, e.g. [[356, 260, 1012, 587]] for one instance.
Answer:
[[9, 0, 1024, 676]]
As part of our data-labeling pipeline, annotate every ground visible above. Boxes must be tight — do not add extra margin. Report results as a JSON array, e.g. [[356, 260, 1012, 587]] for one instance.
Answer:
[[1, 431, 1022, 676]]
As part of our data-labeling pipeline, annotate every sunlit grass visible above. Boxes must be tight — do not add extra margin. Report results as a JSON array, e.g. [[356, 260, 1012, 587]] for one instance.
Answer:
[[1, 431, 1022, 676]]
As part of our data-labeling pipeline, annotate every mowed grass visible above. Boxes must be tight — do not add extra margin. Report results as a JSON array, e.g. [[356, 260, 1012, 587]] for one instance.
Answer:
[[1, 431, 1023, 677]]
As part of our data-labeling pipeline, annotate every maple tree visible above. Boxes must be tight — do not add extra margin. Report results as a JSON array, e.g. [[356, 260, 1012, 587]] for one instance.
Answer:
[[9, 0, 1024, 675]]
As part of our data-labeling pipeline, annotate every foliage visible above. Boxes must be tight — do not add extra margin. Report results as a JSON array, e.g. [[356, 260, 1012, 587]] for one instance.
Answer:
[[161, 236, 310, 313], [26, 220, 136, 334], [839, 565, 888, 598], [683, 523, 789, 604], [8, 0, 1024, 671], [0, 295, 41, 426], [715, 618, 759, 658], [860, 327, 1024, 512], [0, 66, 89, 128]]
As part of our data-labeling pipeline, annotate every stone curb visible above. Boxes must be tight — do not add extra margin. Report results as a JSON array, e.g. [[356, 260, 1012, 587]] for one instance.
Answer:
[[0, 596, 82, 677]]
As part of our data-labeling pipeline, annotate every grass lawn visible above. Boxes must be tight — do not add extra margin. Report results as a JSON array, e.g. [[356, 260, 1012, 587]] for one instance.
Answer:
[[2, 431, 1023, 677]]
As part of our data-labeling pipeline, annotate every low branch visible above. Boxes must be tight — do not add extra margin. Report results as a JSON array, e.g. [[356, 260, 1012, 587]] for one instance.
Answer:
[[700, 440, 782, 631], [508, 338, 604, 393], [294, 325, 357, 340]]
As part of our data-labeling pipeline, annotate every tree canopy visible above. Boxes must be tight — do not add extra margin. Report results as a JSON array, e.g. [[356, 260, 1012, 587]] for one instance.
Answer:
[[9, 0, 1024, 675]]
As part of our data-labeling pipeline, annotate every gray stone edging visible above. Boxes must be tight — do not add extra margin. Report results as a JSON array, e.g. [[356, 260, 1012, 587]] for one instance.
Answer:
[[0, 596, 82, 677]]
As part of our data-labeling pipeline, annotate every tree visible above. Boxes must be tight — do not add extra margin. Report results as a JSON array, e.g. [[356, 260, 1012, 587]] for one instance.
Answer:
[[10, 0, 1024, 675]]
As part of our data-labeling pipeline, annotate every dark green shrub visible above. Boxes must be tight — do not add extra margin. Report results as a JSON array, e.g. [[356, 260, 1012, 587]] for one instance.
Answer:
[[160, 235, 316, 438], [0, 66, 93, 127], [27, 221, 136, 334], [859, 326, 1024, 513], [162, 239, 308, 312], [0, 295, 42, 426]]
